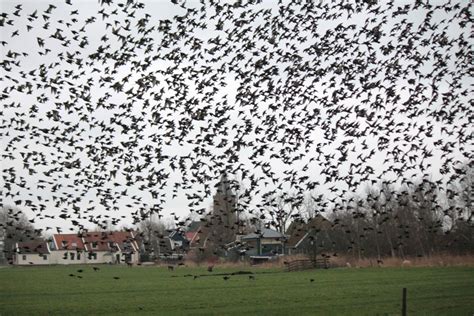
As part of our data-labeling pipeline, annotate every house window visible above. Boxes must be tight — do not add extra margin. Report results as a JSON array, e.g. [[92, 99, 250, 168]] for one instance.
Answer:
[[92, 242, 98, 249], [70, 252, 75, 260], [88, 252, 97, 260], [22, 255, 26, 260], [43, 255, 48, 261], [77, 253, 81, 260]]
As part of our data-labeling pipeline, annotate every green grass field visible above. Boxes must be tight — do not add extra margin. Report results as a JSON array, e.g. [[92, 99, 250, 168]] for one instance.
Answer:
[[0, 265, 473, 315]]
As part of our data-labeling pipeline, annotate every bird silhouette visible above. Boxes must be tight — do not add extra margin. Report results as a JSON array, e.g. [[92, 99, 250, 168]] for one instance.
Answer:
[[0, 0, 470, 270]]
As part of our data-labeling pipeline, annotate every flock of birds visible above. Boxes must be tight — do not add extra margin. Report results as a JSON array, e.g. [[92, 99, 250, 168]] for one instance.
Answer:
[[0, 0, 472, 239], [65, 263, 264, 283]]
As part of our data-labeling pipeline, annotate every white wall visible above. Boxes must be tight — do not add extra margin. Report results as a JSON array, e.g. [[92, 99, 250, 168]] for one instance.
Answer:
[[93, 251, 114, 264], [15, 253, 51, 265], [14, 250, 138, 265], [50, 250, 88, 265]]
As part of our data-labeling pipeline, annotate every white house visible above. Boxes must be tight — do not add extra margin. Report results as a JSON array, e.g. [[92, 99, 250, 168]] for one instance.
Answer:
[[80, 231, 141, 264], [14, 241, 52, 265], [13, 231, 141, 265]]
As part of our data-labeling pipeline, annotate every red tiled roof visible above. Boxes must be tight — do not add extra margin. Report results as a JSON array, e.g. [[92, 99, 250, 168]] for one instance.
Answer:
[[82, 232, 114, 251], [107, 231, 138, 252], [185, 232, 198, 242], [53, 234, 85, 251], [82, 231, 139, 252], [53, 231, 140, 252]]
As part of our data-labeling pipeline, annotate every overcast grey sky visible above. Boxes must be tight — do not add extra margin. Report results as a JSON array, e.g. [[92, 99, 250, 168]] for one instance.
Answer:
[[1, 0, 471, 233]]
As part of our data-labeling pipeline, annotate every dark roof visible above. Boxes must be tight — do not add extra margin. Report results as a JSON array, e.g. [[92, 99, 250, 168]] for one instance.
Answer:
[[305, 215, 332, 230], [287, 215, 332, 248], [157, 237, 174, 256], [286, 232, 309, 248], [169, 230, 187, 242], [242, 228, 285, 240], [17, 241, 50, 254], [187, 221, 202, 232], [286, 218, 306, 236]]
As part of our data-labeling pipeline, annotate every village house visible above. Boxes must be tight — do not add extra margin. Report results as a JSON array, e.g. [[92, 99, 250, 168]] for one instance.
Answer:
[[185, 229, 200, 248], [81, 231, 141, 264], [13, 231, 141, 265], [156, 230, 189, 260], [14, 240, 51, 265], [168, 230, 189, 251], [185, 220, 211, 249], [240, 228, 287, 259], [52, 233, 88, 264]]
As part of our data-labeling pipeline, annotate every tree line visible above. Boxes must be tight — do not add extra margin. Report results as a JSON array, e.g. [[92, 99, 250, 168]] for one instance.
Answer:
[[1, 163, 472, 264], [289, 166, 473, 259]]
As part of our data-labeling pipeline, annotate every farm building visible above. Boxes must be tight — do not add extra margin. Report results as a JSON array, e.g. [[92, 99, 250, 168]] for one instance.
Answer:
[[286, 214, 333, 256]]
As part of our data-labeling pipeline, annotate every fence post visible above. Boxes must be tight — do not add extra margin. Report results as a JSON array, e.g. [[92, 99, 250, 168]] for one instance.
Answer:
[[402, 288, 407, 316]]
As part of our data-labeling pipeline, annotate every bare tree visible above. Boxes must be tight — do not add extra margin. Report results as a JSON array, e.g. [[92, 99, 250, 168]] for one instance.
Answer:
[[264, 192, 303, 234], [0, 206, 41, 264], [301, 192, 326, 221], [137, 213, 167, 260]]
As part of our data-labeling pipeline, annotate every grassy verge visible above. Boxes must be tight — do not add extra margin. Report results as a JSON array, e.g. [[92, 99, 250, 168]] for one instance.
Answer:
[[0, 265, 473, 315]]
